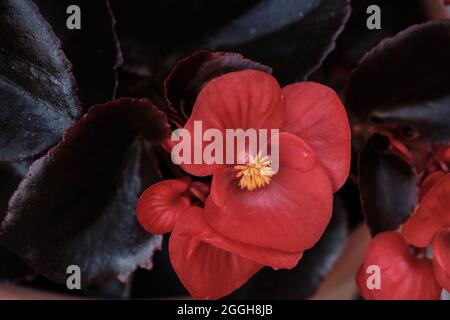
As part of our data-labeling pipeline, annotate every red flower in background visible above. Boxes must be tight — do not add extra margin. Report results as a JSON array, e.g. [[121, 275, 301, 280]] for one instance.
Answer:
[[403, 174, 450, 293], [356, 232, 441, 300], [138, 68, 350, 299], [404, 173, 450, 249], [357, 174, 450, 299]]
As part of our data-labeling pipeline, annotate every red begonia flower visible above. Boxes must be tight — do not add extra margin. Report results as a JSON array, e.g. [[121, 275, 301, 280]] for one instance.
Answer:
[[403, 173, 450, 247], [180, 70, 349, 256], [433, 227, 450, 291], [138, 69, 350, 299], [356, 232, 441, 300]]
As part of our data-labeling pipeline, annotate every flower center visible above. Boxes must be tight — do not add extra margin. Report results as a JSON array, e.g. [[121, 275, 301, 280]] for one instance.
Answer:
[[234, 153, 275, 191]]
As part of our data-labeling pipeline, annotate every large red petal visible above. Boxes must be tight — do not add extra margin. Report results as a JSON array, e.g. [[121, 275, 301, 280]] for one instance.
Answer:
[[282, 82, 350, 191], [356, 232, 441, 300], [169, 218, 262, 299], [433, 227, 450, 292], [136, 178, 191, 234], [181, 70, 286, 177], [206, 132, 333, 253], [403, 173, 450, 247], [175, 207, 302, 270]]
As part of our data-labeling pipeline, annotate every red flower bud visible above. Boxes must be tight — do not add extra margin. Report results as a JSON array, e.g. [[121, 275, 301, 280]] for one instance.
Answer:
[[137, 177, 192, 234]]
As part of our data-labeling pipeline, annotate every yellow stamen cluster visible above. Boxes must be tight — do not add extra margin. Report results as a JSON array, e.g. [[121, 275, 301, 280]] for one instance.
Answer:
[[234, 153, 274, 191]]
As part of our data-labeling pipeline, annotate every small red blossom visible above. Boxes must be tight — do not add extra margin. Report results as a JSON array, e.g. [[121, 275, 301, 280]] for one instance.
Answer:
[[138, 68, 350, 299], [356, 232, 441, 300], [403, 173, 450, 248], [358, 173, 450, 300], [403, 174, 450, 292], [137, 177, 209, 234]]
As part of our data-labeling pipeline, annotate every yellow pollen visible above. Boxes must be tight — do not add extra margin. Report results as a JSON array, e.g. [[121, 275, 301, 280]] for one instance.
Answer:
[[234, 153, 275, 191]]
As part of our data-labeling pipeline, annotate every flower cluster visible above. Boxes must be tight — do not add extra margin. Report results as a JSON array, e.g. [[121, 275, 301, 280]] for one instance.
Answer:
[[137, 63, 350, 299], [357, 159, 450, 300]]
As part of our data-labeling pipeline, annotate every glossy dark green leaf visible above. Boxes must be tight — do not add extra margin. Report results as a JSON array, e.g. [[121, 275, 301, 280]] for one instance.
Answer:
[[0, 245, 29, 281], [0, 0, 82, 161], [0, 163, 30, 280], [203, 0, 351, 83], [345, 20, 450, 143], [358, 134, 418, 236], [112, 0, 350, 100], [34, 0, 123, 108], [0, 98, 171, 286]]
